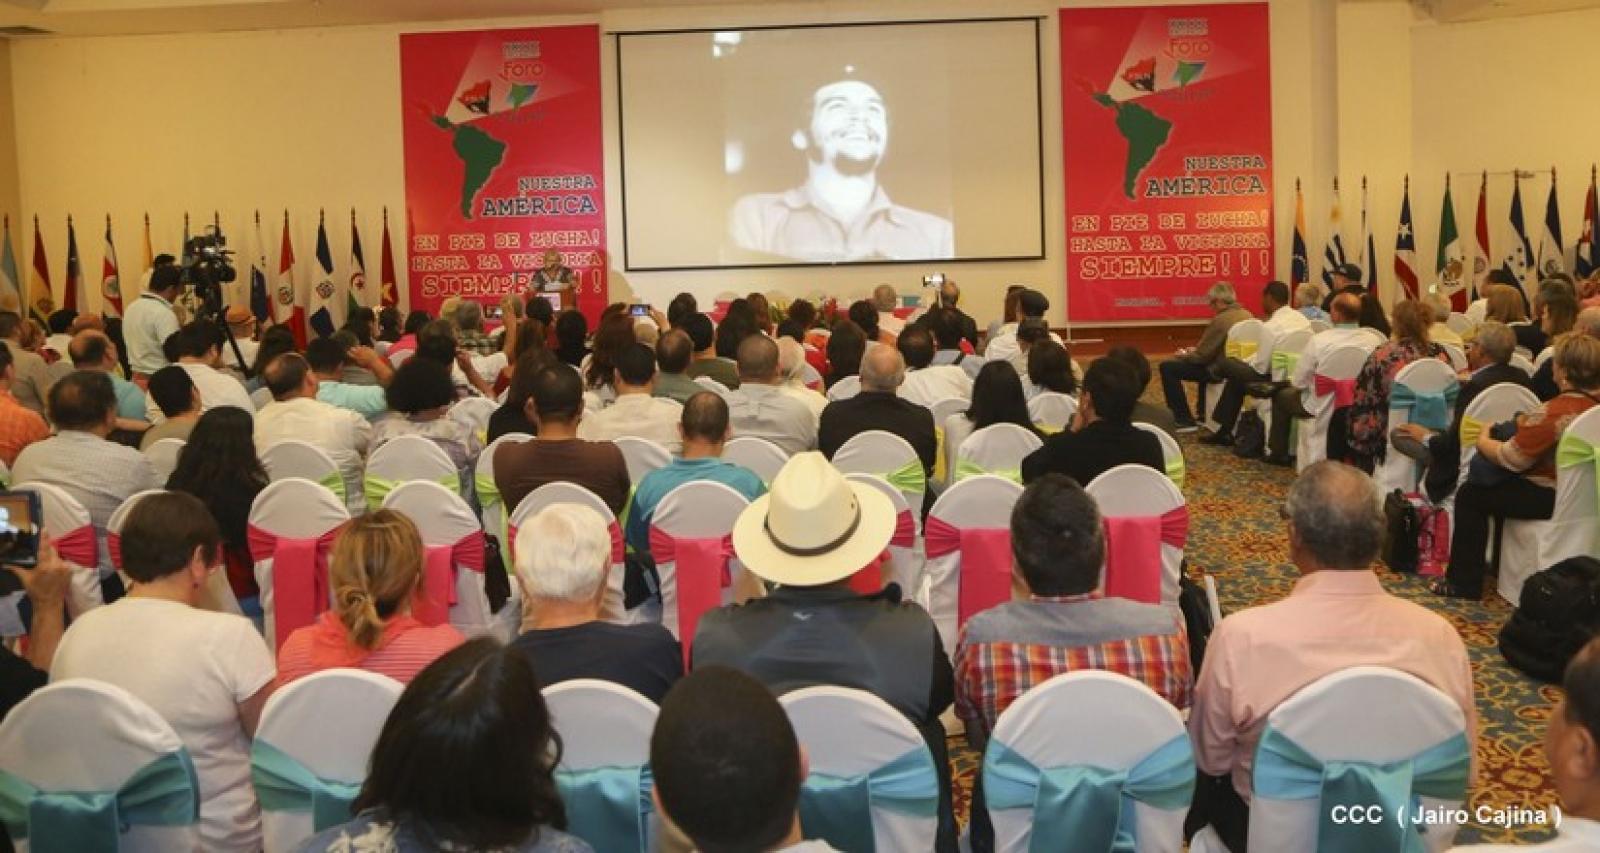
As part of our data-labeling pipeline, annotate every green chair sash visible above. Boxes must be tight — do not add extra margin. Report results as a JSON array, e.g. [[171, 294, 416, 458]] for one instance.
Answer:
[[1458, 414, 1484, 449], [0, 748, 199, 853], [1165, 454, 1186, 489], [317, 471, 347, 502], [251, 740, 361, 833], [1557, 432, 1600, 515], [364, 473, 462, 511], [797, 746, 940, 852], [953, 460, 1022, 484], [883, 459, 927, 497], [1270, 350, 1302, 379]]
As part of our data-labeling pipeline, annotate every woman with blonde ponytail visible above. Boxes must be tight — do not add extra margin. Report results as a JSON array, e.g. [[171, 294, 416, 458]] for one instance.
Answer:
[[274, 511, 465, 687]]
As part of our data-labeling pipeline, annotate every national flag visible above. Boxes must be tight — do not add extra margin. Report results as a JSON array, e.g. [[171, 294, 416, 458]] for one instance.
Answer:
[[1394, 176, 1419, 300], [250, 211, 270, 323], [1358, 176, 1378, 290], [379, 207, 398, 309], [1321, 179, 1347, 287], [1537, 168, 1565, 279], [1471, 172, 1491, 300], [348, 209, 368, 318], [1290, 180, 1309, 286], [1575, 166, 1598, 281], [0, 217, 20, 313], [275, 211, 306, 348], [27, 216, 51, 324], [63, 216, 84, 313], [308, 210, 337, 338], [1501, 174, 1535, 304], [101, 215, 123, 317], [1435, 175, 1466, 309]]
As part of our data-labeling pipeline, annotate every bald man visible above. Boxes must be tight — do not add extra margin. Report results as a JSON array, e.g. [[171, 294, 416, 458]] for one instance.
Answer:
[[1264, 292, 1371, 464], [819, 343, 937, 506], [69, 330, 148, 424], [724, 335, 817, 455]]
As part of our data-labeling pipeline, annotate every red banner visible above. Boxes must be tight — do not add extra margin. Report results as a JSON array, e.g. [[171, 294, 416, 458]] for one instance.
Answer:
[[400, 25, 606, 319], [1060, 4, 1273, 322]]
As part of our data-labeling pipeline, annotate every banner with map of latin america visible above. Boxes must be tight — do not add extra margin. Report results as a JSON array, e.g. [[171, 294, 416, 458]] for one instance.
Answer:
[[1059, 4, 1273, 323], [399, 24, 606, 318]]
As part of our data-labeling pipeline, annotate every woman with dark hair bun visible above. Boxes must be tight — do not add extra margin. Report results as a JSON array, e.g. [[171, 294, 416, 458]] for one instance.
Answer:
[[297, 637, 591, 852]]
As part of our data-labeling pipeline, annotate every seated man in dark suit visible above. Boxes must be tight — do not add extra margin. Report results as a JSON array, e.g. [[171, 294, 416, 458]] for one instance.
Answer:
[[818, 343, 938, 485], [1021, 357, 1165, 486], [1391, 321, 1533, 504]]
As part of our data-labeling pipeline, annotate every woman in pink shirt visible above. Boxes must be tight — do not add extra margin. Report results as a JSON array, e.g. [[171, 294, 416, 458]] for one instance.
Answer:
[[275, 510, 464, 687]]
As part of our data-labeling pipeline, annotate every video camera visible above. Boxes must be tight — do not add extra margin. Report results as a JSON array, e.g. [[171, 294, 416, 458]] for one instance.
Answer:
[[181, 226, 238, 307]]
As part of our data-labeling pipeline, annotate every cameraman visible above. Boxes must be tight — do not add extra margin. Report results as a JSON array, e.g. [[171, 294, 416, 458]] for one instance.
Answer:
[[123, 259, 182, 384]]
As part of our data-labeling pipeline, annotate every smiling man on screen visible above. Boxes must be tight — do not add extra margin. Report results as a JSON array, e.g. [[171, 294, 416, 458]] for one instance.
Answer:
[[729, 77, 954, 262]]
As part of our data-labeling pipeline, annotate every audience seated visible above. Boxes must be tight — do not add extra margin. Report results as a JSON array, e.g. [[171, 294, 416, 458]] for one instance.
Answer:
[[1346, 299, 1447, 471], [818, 344, 937, 485], [0, 311, 57, 414], [168, 407, 269, 610], [1105, 344, 1177, 437], [696, 454, 956, 851], [1434, 334, 1600, 599], [1531, 306, 1600, 400], [1320, 263, 1365, 310], [254, 353, 372, 513], [0, 342, 48, 466], [931, 279, 980, 349], [582, 313, 637, 409], [553, 309, 589, 368], [1358, 290, 1392, 337], [720, 298, 764, 354], [488, 349, 550, 444], [848, 299, 886, 345], [1392, 322, 1533, 502], [775, 337, 828, 419], [275, 510, 463, 687], [69, 329, 146, 423], [452, 300, 498, 356], [1021, 358, 1164, 486], [145, 321, 256, 423], [824, 320, 868, 388], [298, 637, 591, 853], [665, 292, 697, 329], [493, 364, 630, 516], [1482, 280, 1530, 325], [576, 342, 684, 453], [1265, 292, 1369, 463], [652, 666, 836, 852], [244, 325, 297, 397], [1200, 280, 1311, 448], [681, 312, 740, 389], [1024, 339, 1077, 400], [652, 328, 706, 404], [0, 541, 68, 721], [49, 492, 276, 851], [306, 335, 392, 419], [874, 283, 906, 338], [510, 503, 681, 703], [984, 289, 1056, 365], [1188, 461, 1475, 853], [943, 361, 1041, 468], [924, 305, 984, 380], [1008, 317, 1053, 380], [1517, 279, 1577, 358], [373, 358, 482, 470], [897, 325, 972, 407], [726, 334, 817, 455], [1427, 293, 1465, 347], [416, 318, 497, 400], [1295, 282, 1328, 324], [141, 364, 202, 448]]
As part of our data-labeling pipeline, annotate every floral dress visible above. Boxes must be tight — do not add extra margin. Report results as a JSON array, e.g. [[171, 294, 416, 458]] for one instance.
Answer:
[[295, 809, 592, 853], [1344, 339, 1446, 470]]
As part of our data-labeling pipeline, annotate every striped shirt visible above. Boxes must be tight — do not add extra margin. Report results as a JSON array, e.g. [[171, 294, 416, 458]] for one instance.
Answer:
[[954, 592, 1192, 745], [274, 613, 465, 688]]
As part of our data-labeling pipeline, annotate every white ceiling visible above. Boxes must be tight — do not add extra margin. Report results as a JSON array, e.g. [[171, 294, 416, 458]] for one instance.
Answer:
[[1387, 0, 1600, 22]]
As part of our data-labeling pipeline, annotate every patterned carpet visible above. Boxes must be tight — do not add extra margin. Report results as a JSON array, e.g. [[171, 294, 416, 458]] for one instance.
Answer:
[[946, 395, 1562, 845]]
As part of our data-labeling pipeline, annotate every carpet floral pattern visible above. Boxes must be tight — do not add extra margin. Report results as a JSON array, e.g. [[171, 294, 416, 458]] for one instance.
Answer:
[[946, 429, 1561, 846]]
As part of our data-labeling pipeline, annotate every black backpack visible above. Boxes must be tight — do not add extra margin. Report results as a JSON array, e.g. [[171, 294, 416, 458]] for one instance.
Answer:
[[1499, 556, 1600, 683], [1381, 489, 1420, 573]]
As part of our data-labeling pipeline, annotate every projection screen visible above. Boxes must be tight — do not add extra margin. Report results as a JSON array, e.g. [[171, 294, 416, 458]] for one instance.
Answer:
[[616, 18, 1045, 271]]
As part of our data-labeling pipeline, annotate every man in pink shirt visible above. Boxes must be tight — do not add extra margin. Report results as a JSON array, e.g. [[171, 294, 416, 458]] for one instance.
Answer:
[[1187, 461, 1476, 852]]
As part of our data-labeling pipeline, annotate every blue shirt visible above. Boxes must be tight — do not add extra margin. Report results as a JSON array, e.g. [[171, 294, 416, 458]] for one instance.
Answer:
[[624, 457, 765, 558], [111, 375, 148, 422], [1299, 305, 1330, 324], [316, 380, 388, 419]]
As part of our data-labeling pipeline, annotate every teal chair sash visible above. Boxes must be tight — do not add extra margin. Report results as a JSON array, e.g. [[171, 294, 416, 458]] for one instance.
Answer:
[[1390, 382, 1458, 432], [251, 740, 362, 833], [1253, 727, 1470, 853], [883, 459, 928, 496], [0, 748, 199, 853], [797, 746, 940, 852], [556, 764, 653, 853], [984, 733, 1194, 853]]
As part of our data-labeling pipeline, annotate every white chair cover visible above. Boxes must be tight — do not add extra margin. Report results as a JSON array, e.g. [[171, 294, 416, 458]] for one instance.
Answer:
[[108, 489, 241, 616], [650, 480, 757, 640], [846, 473, 923, 596], [801, 362, 825, 389], [928, 396, 968, 428], [1440, 343, 1468, 373], [544, 679, 660, 853], [1086, 464, 1186, 609], [256, 670, 403, 853], [366, 434, 462, 505], [833, 430, 925, 526], [722, 436, 790, 485], [1133, 422, 1185, 488], [923, 475, 1023, 657], [1246, 666, 1468, 853], [448, 397, 498, 437], [509, 482, 630, 625], [1360, 327, 1390, 348], [13, 482, 114, 620], [472, 433, 530, 638], [383, 480, 495, 638], [259, 440, 350, 512], [613, 436, 671, 487], [955, 424, 1041, 483], [781, 686, 940, 852], [1374, 358, 1457, 497], [1536, 406, 1600, 578], [1223, 318, 1267, 373], [1027, 392, 1078, 430], [0, 679, 198, 852], [249, 477, 353, 652], [1533, 346, 1555, 372], [144, 438, 186, 483], [827, 374, 863, 401], [1271, 328, 1313, 376], [692, 375, 732, 398], [1307, 319, 1331, 334], [1451, 383, 1546, 605], [1295, 344, 1370, 472], [984, 672, 1190, 853], [1508, 352, 1535, 377], [1445, 312, 1474, 336]]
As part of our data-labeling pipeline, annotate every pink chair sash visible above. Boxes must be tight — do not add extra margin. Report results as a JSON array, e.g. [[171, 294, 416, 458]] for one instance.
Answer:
[[415, 531, 487, 627], [107, 531, 123, 571], [649, 527, 734, 666], [248, 523, 345, 649], [53, 524, 98, 569], [856, 510, 918, 595], [924, 516, 1012, 624], [1102, 506, 1190, 605], [1313, 374, 1357, 408], [890, 509, 916, 550]]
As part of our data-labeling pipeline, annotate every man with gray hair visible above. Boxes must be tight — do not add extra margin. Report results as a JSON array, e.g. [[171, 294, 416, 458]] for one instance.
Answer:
[[452, 300, 498, 356], [1187, 461, 1476, 853], [1158, 281, 1252, 432], [936, 278, 980, 348], [1425, 292, 1464, 347], [818, 344, 936, 507], [1294, 282, 1328, 324], [724, 334, 817, 455], [874, 283, 906, 337], [509, 502, 682, 703]]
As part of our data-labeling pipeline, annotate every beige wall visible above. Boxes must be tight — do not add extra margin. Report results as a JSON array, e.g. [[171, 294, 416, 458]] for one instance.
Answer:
[[0, 41, 21, 258]]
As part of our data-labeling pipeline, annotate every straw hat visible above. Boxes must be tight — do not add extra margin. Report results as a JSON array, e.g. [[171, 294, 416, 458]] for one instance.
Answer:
[[731, 452, 895, 587]]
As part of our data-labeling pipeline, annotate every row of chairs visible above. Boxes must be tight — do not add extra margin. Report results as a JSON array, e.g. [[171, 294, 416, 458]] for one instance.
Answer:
[[0, 663, 1473, 852]]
